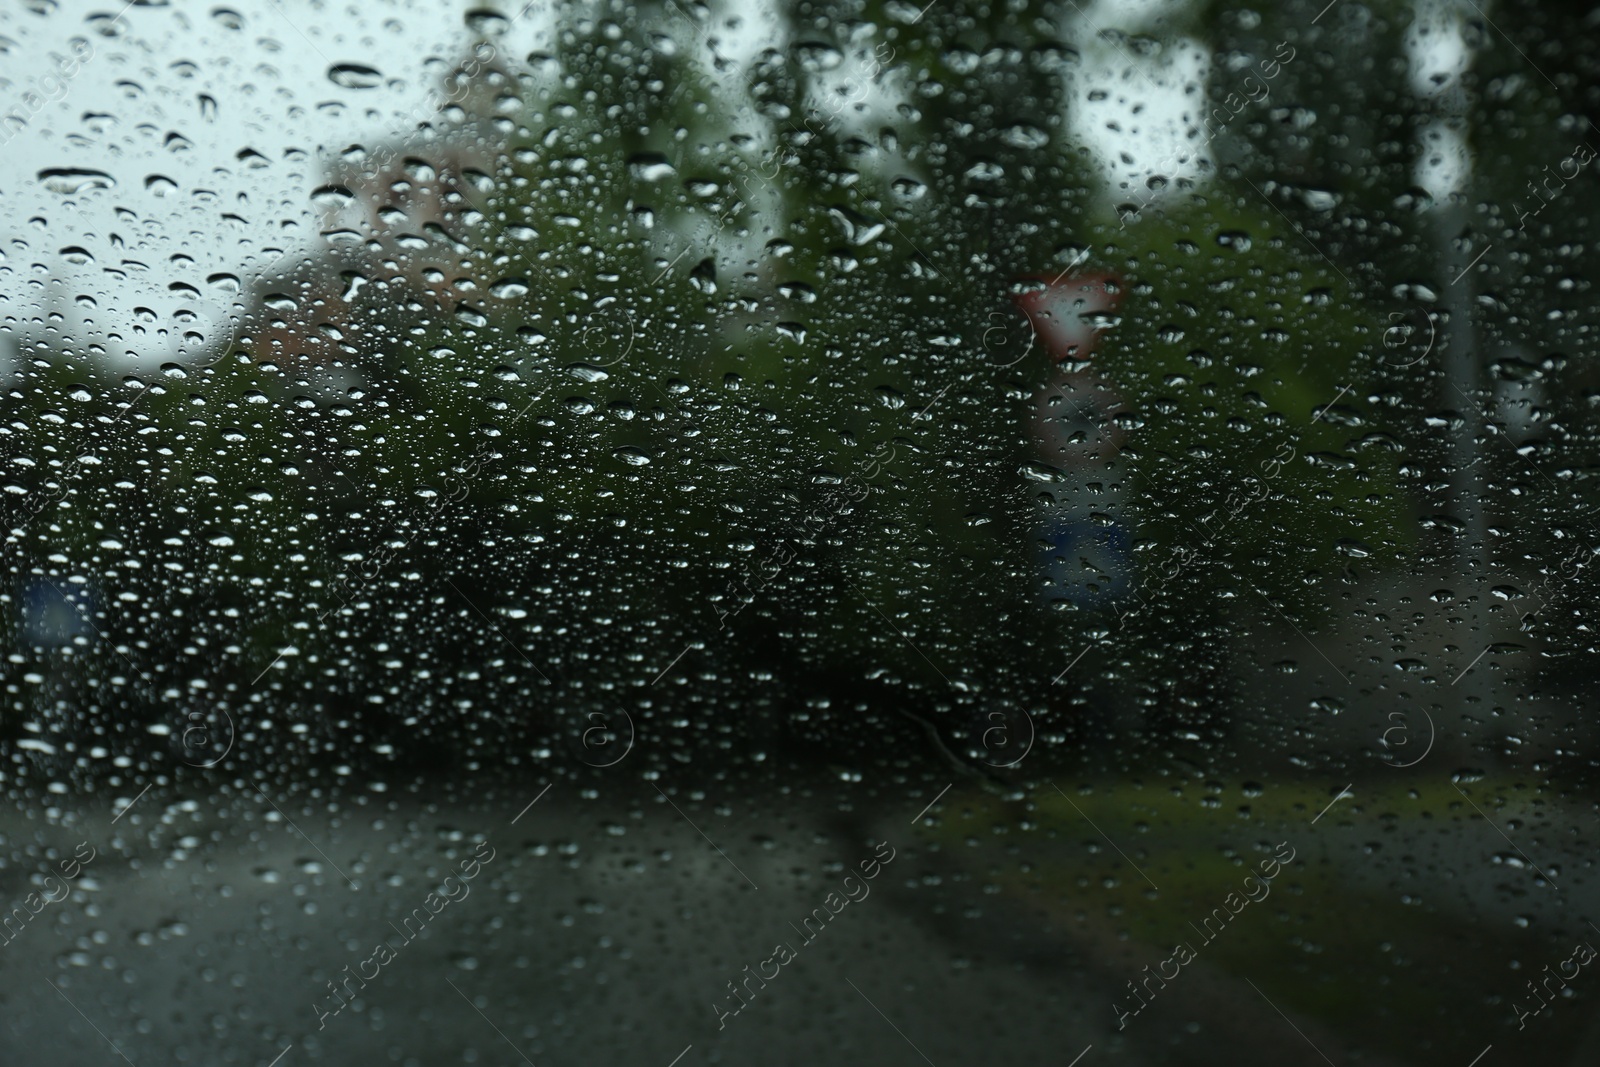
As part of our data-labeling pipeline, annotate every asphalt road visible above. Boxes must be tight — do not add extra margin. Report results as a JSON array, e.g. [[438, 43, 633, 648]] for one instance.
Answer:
[[0, 776, 1142, 1067]]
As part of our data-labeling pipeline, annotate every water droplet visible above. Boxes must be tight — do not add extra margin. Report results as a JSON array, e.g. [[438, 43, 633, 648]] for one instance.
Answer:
[[311, 184, 355, 208], [464, 8, 509, 35], [37, 168, 115, 194], [628, 153, 677, 182], [613, 447, 651, 466], [328, 63, 382, 89], [490, 278, 530, 299]]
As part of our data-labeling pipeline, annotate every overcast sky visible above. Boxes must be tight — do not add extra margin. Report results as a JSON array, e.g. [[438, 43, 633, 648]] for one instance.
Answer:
[[0, 1, 525, 367]]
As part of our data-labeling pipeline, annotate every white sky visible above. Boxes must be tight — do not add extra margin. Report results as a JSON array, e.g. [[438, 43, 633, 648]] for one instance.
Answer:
[[0, 0, 515, 366], [1405, 0, 1473, 200], [1067, 0, 1211, 202]]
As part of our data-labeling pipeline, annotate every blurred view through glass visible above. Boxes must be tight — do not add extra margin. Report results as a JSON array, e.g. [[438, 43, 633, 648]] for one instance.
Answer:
[[4, 0, 1600, 1064]]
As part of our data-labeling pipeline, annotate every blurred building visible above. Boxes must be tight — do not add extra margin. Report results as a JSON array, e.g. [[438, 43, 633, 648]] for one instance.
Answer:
[[221, 50, 514, 383]]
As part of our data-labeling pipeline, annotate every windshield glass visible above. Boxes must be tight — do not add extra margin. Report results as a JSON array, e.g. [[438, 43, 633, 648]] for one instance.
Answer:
[[3, 2, 1596, 1065]]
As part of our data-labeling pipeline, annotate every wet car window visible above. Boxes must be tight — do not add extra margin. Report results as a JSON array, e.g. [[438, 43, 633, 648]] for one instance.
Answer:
[[3, 1, 1598, 1064]]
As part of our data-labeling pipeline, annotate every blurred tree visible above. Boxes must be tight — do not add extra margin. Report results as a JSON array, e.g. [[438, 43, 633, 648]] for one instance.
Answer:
[[6, 0, 1598, 781]]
